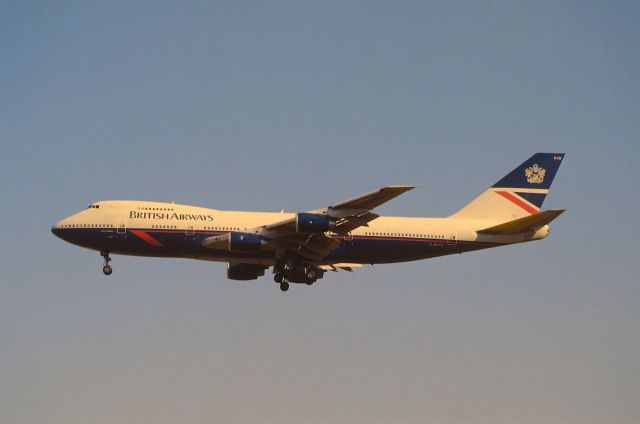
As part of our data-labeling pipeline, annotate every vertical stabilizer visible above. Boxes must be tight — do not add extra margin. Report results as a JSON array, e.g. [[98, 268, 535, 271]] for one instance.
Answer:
[[450, 153, 565, 221]]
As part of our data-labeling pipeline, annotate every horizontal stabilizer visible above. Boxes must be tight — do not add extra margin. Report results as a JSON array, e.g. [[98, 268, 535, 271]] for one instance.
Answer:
[[477, 209, 565, 235]]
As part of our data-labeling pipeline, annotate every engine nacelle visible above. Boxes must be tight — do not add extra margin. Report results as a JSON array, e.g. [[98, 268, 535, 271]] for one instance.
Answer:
[[295, 213, 336, 233], [228, 232, 265, 252], [227, 262, 267, 281]]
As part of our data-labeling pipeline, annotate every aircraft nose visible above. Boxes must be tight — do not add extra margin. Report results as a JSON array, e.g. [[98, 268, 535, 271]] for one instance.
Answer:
[[51, 221, 64, 238]]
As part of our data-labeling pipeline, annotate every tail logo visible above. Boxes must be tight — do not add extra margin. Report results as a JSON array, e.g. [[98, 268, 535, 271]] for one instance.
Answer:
[[525, 164, 546, 184]]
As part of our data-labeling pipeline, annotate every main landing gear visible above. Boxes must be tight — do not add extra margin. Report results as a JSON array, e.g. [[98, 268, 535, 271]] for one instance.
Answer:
[[273, 264, 323, 292], [101, 251, 112, 275]]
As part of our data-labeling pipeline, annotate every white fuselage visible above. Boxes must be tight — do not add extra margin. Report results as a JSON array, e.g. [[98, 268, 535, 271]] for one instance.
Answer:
[[52, 200, 547, 266]]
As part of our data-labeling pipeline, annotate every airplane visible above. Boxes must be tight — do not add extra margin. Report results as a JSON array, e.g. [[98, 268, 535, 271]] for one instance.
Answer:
[[52, 153, 565, 292]]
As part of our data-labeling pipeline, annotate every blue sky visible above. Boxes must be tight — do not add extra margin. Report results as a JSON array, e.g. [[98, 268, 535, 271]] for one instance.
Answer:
[[2, 1, 639, 423]]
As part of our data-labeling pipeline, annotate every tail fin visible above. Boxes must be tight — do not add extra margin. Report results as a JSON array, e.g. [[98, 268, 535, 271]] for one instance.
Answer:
[[451, 153, 565, 221]]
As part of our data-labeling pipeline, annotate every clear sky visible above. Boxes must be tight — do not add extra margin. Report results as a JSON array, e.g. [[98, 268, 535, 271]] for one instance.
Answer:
[[2, 1, 639, 423]]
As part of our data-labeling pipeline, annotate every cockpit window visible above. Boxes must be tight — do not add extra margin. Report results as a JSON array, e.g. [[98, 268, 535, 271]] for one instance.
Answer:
[[86, 204, 100, 209]]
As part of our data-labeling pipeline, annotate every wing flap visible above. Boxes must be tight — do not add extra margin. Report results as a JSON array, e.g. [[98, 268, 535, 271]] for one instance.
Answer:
[[477, 209, 566, 235], [283, 233, 341, 260], [319, 263, 363, 272], [333, 211, 379, 234]]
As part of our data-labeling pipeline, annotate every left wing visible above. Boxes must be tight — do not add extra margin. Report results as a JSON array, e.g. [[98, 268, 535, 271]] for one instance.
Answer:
[[202, 186, 414, 261]]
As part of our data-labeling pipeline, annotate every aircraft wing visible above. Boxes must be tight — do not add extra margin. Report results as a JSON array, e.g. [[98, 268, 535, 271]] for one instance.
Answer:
[[260, 210, 380, 238], [318, 185, 416, 218], [262, 185, 414, 237], [202, 186, 415, 260]]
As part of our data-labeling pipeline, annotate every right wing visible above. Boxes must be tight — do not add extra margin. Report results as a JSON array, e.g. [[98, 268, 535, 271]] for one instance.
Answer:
[[202, 186, 415, 261]]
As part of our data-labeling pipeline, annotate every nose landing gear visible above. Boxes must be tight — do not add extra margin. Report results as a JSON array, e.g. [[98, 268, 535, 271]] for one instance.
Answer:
[[101, 251, 112, 275]]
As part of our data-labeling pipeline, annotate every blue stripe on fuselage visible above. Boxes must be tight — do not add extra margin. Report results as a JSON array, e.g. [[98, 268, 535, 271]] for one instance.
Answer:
[[52, 227, 502, 264]]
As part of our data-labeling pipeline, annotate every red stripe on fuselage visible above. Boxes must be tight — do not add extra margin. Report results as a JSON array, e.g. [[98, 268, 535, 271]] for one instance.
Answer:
[[495, 191, 538, 215], [130, 230, 164, 247]]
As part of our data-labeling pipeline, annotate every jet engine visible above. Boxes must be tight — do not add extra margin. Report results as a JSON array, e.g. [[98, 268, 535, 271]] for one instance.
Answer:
[[227, 262, 267, 280], [295, 213, 337, 233], [228, 232, 266, 252]]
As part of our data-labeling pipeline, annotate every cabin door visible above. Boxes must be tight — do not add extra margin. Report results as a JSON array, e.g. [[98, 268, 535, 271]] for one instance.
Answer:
[[117, 218, 127, 235], [344, 232, 354, 246], [447, 230, 457, 246]]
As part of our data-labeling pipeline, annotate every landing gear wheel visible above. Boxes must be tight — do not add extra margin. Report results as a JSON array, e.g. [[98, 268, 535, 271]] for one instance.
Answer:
[[305, 269, 317, 280], [100, 251, 112, 276], [274, 273, 285, 284], [280, 282, 289, 292], [303, 268, 317, 285]]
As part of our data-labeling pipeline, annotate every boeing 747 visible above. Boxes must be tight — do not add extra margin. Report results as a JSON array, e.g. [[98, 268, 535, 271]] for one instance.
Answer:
[[52, 153, 565, 291]]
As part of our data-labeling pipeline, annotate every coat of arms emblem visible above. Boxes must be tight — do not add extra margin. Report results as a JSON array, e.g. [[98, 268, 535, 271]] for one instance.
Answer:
[[524, 164, 546, 184]]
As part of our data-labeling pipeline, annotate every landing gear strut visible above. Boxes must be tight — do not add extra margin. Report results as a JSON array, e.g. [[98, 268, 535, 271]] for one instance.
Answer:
[[101, 251, 112, 275]]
